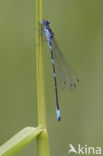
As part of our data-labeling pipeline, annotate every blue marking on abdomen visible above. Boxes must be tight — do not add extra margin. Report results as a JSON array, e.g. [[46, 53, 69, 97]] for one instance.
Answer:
[[49, 43, 52, 51], [51, 58, 54, 64], [53, 72, 56, 78], [56, 109, 61, 121]]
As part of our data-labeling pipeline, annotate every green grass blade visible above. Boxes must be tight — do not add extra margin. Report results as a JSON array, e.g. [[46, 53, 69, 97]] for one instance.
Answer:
[[0, 126, 42, 156]]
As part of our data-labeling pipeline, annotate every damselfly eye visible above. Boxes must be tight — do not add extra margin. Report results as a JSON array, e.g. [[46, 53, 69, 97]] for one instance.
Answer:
[[46, 20, 50, 24], [42, 20, 50, 25]]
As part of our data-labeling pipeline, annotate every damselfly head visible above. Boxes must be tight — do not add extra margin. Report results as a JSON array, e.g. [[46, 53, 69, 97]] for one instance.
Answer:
[[42, 20, 50, 26]]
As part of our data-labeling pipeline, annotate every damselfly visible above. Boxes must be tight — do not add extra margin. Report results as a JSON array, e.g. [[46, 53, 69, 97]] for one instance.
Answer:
[[41, 20, 79, 121]]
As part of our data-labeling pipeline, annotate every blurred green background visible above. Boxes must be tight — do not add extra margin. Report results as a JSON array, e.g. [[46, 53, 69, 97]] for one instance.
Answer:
[[0, 0, 103, 156]]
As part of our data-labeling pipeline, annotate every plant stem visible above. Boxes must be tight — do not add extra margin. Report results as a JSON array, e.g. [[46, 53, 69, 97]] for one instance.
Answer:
[[36, 0, 46, 129], [36, 0, 50, 155]]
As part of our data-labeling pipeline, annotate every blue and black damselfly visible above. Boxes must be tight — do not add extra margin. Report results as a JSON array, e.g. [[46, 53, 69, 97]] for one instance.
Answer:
[[41, 20, 79, 121]]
